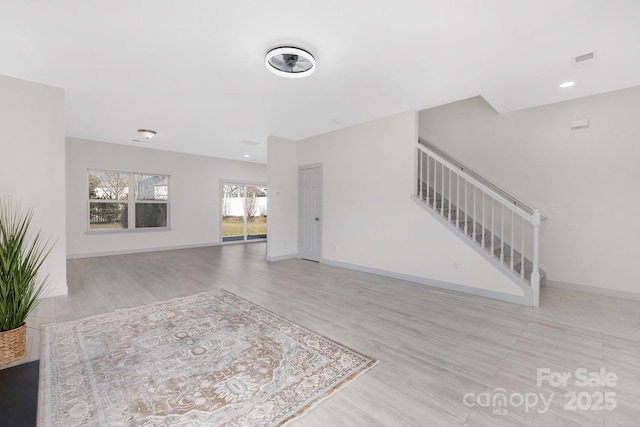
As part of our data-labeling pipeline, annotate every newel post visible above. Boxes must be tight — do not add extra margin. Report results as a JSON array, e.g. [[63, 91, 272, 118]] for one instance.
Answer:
[[531, 209, 541, 307]]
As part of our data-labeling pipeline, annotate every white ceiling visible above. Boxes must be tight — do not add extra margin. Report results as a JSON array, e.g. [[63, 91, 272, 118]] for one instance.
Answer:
[[2, 1, 639, 163]]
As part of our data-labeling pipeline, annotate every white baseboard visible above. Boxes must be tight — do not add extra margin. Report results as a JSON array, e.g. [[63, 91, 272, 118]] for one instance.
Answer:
[[266, 253, 298, 262], [321, 258, 530, 306], [546, 280, 640, 301], [66, 242, 225, 259]]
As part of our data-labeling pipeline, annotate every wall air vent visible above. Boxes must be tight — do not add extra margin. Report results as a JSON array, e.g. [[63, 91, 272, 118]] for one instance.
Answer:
[[573, 51, 598, 68], [570, 118, 590, 130], [575, 52, 594, 63]]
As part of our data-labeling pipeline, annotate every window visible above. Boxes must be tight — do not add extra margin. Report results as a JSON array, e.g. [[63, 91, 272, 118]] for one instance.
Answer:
[[88, 170, 169, 231], [222, 183, 267, 242]]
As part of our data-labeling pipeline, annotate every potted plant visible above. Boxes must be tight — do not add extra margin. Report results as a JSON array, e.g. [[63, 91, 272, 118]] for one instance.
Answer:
[[0, 199, 53, 366]]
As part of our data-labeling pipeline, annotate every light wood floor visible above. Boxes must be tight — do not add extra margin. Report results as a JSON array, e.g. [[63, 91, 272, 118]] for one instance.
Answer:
[[6, 242, 640, 426]]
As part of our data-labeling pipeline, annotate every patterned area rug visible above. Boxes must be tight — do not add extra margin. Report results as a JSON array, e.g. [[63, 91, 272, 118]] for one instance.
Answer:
[[38, 289, 376, 426]]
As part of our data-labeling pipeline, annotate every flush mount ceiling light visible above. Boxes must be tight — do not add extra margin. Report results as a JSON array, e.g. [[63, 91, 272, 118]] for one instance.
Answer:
[[137, 129, 157, 139], [560, 81, 575, 88], [265, 46, 315, 78]]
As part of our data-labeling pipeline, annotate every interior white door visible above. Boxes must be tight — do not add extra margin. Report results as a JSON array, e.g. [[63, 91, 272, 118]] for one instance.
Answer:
[[299, 166, 322, 261]]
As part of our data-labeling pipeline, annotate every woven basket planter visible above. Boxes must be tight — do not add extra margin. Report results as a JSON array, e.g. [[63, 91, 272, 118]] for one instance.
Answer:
[[0, 323, 27, 366]]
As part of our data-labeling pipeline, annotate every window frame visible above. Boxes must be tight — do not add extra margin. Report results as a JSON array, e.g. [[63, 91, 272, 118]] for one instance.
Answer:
[[87, 169, 171, 233], [220, 180, 267, 242]]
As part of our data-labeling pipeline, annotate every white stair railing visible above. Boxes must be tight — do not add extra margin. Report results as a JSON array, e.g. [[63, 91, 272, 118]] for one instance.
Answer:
[[416, 141, 542, 307]]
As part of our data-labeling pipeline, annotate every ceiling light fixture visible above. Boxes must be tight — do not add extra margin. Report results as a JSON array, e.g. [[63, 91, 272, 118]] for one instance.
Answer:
[[560, 81, 575, 88], [137, 129, 157, 139], [265, 46, 315, 78], [237, 140, 261, 146]]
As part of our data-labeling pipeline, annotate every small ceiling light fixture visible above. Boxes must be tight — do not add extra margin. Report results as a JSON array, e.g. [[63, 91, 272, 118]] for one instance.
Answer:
[[265, 46, 315, 78], [560, 81, 575, 88], [243, 154, 250, 158], [137, 129, 157, 139]]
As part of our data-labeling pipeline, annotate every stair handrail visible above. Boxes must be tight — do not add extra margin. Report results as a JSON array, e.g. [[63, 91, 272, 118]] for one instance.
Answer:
[[418, 138, 545, 220], [417, 142, 532, 221], [416, 140, 542, 307]]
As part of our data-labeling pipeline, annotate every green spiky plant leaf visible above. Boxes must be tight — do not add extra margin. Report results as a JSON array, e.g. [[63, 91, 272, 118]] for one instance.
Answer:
[[0, 198, 54, 332]]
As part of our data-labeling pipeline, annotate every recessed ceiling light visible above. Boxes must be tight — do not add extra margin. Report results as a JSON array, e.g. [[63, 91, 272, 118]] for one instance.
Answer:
[[137, 129, 157, 139], [265, 46, 315, 78], [243, 154, 250, 158], [560, 81, 575, 88]]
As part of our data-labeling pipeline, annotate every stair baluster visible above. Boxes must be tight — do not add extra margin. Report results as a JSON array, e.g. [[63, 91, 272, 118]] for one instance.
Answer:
[[531, 210, 541, 307], [510, 211, 515, 272], [455, 175, 460, 229], [500, 204, 505, 264], [464, 179, 468, 235], [520, 217, 525, 280], [472, 185, 477, 242], [448, 168, 452, 222], [490, 197, 495, 256], [440, 164, 445, 217], [426, 153, 430, 204], [418, 148, 423, 200], [433, 160, 437, 209], [481, 193, 486, 248]]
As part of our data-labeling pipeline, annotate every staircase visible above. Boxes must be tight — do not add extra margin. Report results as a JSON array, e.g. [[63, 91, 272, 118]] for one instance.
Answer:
[[413, 139, 545, 307]]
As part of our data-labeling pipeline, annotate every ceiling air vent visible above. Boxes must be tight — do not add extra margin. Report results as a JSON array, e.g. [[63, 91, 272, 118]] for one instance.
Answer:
[[237, 140, 261, 146], [573, 51, 598, 68]]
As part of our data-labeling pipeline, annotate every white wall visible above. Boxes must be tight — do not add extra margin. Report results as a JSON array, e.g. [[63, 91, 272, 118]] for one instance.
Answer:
[[0, 74, 67, 297], [287, 111, 523, 297], [66, 138, 267, 257], [266, 136, 298, 261], [419, 87, 640, 297]]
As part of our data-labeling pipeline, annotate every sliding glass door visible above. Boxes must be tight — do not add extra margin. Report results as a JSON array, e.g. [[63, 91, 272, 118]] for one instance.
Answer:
[[222, 183, 267, 242]]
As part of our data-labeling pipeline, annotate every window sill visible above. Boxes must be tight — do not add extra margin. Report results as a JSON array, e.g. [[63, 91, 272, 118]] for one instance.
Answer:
[[85, 227, 172, 235]]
